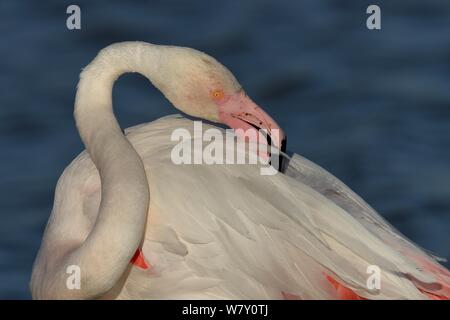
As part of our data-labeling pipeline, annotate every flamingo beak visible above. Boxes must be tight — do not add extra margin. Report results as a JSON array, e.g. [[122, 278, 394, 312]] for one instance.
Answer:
[[218, 90, 287, 157]]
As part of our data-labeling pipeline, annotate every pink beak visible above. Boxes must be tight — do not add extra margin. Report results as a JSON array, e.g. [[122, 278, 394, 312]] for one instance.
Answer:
[[218, 91, 286, 154]]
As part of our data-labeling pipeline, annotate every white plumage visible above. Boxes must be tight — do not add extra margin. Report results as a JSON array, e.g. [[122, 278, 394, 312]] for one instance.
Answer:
[[31, 42, 449, 300], [55, 115, 447, 299]]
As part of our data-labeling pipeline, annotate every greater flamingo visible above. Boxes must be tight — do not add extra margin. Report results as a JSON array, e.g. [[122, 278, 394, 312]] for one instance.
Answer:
[[31, 42, 449, 299]]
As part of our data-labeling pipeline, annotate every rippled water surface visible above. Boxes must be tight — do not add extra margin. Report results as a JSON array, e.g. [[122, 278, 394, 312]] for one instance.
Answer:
[[0, 0, 449, 299]]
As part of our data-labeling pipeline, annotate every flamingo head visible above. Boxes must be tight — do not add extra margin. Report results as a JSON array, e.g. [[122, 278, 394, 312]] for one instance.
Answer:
[[155, 46, 286, 152]]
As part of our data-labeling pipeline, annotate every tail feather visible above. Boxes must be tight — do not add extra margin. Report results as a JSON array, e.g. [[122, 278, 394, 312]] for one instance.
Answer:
[[406, 252, 450, 300]]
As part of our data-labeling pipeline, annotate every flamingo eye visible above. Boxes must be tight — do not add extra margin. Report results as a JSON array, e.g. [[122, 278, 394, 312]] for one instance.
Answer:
[[211, 89, 225, 102]]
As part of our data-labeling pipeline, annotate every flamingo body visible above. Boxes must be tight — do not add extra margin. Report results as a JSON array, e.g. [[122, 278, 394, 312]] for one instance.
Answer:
[[53, 115, 448, 299], [30, 42, 449, 300]]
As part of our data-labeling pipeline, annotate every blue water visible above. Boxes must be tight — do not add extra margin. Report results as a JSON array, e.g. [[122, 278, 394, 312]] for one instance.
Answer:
[[0, 0, 449, 299]]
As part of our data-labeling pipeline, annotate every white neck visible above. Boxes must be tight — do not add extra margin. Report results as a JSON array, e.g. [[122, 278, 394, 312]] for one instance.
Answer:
[[75, 42, 160, 152], [72, 42, 163, 296]]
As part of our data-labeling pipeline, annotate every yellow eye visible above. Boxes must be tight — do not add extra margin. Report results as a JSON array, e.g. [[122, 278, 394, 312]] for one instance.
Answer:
[[211, 89, 224, 101]]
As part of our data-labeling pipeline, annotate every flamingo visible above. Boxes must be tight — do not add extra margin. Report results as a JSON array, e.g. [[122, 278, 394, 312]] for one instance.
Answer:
[[30, 42, 449, 299]]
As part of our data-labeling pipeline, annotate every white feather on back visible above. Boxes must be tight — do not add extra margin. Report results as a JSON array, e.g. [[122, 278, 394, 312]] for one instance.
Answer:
[[60, 114, 446, 299]]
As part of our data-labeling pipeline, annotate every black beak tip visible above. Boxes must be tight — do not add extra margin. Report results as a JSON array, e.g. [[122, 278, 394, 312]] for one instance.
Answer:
[[278, 135, 288, 173], [281, 136, 287, 154]]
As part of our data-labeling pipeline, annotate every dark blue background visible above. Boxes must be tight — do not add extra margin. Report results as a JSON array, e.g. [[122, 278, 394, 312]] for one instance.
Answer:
[[1, 0, 449, 299]]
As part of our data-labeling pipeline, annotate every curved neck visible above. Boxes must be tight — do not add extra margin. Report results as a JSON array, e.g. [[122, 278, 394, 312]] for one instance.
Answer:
[[75, 42, 160, 158], [72, 42, 162, 295]]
